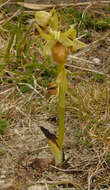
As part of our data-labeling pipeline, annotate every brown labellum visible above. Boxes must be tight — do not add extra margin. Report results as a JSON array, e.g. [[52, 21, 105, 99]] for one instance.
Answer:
[[52, 42, 68, 64]]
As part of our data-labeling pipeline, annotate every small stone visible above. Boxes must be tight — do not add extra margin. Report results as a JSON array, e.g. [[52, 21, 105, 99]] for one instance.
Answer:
[[28, 184, 45, 190], [0, 179, 5, 185], [0, 175, 6, 179], [0, 179, 15, 190], [29, 157, 53, 170], [93, 58, 101, 64], [1, 171, 6, 175]]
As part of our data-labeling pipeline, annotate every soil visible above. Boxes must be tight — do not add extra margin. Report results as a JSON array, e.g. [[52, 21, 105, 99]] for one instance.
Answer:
[[0, 1, 110, 190]]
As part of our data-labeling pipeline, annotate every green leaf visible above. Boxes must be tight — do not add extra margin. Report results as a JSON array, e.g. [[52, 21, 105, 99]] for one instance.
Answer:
[[0, 149, 6, 156], [40, 127, 63, 165], [0, 120, 8, 134], [4, 31, 15, 63], [16, 23, 33, 58], [20, 85, 32, 93]]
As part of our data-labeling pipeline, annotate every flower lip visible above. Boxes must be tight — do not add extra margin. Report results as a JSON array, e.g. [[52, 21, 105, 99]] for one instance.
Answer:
[[52, 42, 68, 64]]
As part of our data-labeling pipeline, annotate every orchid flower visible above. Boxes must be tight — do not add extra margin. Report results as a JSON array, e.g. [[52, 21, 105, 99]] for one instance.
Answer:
[[35, 8, 86, 57], [35, 8, 86, 166]]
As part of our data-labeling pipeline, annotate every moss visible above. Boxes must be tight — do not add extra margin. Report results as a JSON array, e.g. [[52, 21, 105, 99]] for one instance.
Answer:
[[0, 120, 8, 134], [92, 73, 105, 83], [40, 66, 57, 87], [97, 17, 110, 30]]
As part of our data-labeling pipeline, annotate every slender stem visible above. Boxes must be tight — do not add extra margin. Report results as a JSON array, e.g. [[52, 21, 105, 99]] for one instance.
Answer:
[[58, 95, 65, 150], [57, 63, 62, 73], [57, 64, 67, 151]]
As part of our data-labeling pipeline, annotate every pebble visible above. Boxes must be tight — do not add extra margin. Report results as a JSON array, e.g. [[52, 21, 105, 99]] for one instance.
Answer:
[[93, 58, 101, 64], [0, 171, 6, 179], [28, 184, 45, 190], [0, 175, 6, 179]]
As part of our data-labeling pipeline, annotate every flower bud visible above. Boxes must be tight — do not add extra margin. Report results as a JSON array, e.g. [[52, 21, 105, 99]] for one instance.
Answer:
[[35, 11, 51, 27], [52, 42, 68, 64]]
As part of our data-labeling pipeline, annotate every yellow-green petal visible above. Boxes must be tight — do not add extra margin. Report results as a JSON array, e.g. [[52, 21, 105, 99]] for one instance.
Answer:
[[62, 24, 76, 39], [35, 24, 52, 41], [43, 40, 56, 56], [60, 35, 74, 47], [50, 8, 58, 31], [73, 39, 86, 49]]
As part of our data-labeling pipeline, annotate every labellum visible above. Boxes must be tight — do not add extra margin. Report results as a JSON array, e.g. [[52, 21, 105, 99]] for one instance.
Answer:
[[52, 42, 68, 64]]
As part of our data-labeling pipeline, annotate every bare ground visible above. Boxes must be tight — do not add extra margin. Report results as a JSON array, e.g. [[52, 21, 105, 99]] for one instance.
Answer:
[[0, 1, 110, 190]]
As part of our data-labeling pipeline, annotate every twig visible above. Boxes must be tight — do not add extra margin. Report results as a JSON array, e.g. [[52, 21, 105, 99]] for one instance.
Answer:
[[68, 55, 100, 66], [16, 106, 27, 116], [19, 83, 44, 99], [66, 63, 110, 78], [14, 1, 110, 10], [1, 9, 21, 25], [74, 31, 110, 57], [88, 171, 92, 190], [0, 0, 10, 8], [16, 85, 25, 97], [50, 164, 85, 172], [36, 180, 82, 190], [0, 87, 14, 95], [78, 3, 92, 30]]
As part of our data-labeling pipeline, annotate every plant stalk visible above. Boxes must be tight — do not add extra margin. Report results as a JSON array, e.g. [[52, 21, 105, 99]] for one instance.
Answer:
[[57, 63, 67, 151]]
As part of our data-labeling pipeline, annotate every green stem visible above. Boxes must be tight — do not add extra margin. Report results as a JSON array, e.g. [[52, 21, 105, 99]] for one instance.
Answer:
[[58, 93, 65, 150], [57, 64, 67, 151]]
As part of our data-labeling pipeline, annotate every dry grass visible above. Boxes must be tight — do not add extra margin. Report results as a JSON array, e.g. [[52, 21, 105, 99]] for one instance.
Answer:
[[0, 1, 110, 190]]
